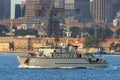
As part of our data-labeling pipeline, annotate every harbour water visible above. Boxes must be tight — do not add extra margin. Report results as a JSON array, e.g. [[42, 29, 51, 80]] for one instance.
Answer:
[[0, 54, 120, 80]]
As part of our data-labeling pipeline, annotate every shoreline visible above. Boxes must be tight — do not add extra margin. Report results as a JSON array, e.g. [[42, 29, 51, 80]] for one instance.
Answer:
[[0, 51, 120, 55], [0, 51, 35, 54]]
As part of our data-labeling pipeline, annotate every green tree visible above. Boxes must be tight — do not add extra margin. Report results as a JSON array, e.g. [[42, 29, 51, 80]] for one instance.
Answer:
[[116, 29, 120, 38], [48, 19, 62, 37], [85, 35, 99, 47], [115, 43, 120, 51], [14, 29, 38, 36], [70, 27, 81, 37], [86, 27, 94, 35], [97, 28, 112, 38], [0, 24, 9, 36], [86, 27, 113, 38], [110, 42, 116, 51]]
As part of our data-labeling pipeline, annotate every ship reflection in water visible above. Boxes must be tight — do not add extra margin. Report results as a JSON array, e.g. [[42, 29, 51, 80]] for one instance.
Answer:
[[0, 54, 120, 80]]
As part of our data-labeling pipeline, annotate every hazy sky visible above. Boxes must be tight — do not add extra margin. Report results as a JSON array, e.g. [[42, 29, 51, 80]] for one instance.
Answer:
[[11, 0, 25, 18]]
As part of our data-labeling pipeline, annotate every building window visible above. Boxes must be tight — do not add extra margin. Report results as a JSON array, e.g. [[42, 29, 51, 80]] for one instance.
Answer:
[[65, 0, 74, 4]]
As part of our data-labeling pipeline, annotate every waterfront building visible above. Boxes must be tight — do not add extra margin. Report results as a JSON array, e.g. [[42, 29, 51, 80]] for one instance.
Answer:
[[0, 18, 26, 27], [0, 37, 14, 43], [14, 38, 29, 51], [0, 42, 10, 51], [100, 38, 119, 50], [0, 0, 11, 20], [15, 1, 26, 18], [0, 37, 84, 52]]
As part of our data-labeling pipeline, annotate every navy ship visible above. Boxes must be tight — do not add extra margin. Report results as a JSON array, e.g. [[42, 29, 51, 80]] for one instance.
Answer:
[[17, 45, 108, 68], [17, 29, 108, 68]]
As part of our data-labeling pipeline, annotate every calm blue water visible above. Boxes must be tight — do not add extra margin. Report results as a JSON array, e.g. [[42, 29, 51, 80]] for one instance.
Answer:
[[0, 54, 120, 80]]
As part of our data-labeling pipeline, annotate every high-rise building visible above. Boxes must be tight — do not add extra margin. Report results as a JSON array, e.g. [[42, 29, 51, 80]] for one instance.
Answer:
[[91, 0, 112, 24], [15, 1, 26, 18], [75, 0, 91, 22], [54, 0, 91, 22], [111, 0, 120, 19], [113, 11, 120, 26], [64, 0, 76, 21], [54, 0, 64, 8], [26, 0, 51, 26], [25, 0, 91, 36], [25, 0, 40, 26], [0, 0, 11, 20], [25, 0, 91, 24], [112, 0, 120, 4]]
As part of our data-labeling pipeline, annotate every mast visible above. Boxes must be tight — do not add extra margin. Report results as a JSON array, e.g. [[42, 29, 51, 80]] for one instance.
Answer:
[[63, 20, 72, 45]]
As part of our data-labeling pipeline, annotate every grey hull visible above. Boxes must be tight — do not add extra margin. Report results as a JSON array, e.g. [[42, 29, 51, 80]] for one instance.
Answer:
[[17, 56, 108, 68]]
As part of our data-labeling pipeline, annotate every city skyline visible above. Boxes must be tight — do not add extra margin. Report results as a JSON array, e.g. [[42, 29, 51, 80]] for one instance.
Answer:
[[1, 0, 120, 28], [0, 0, 120, 39], [11, 0, 92, 19]]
